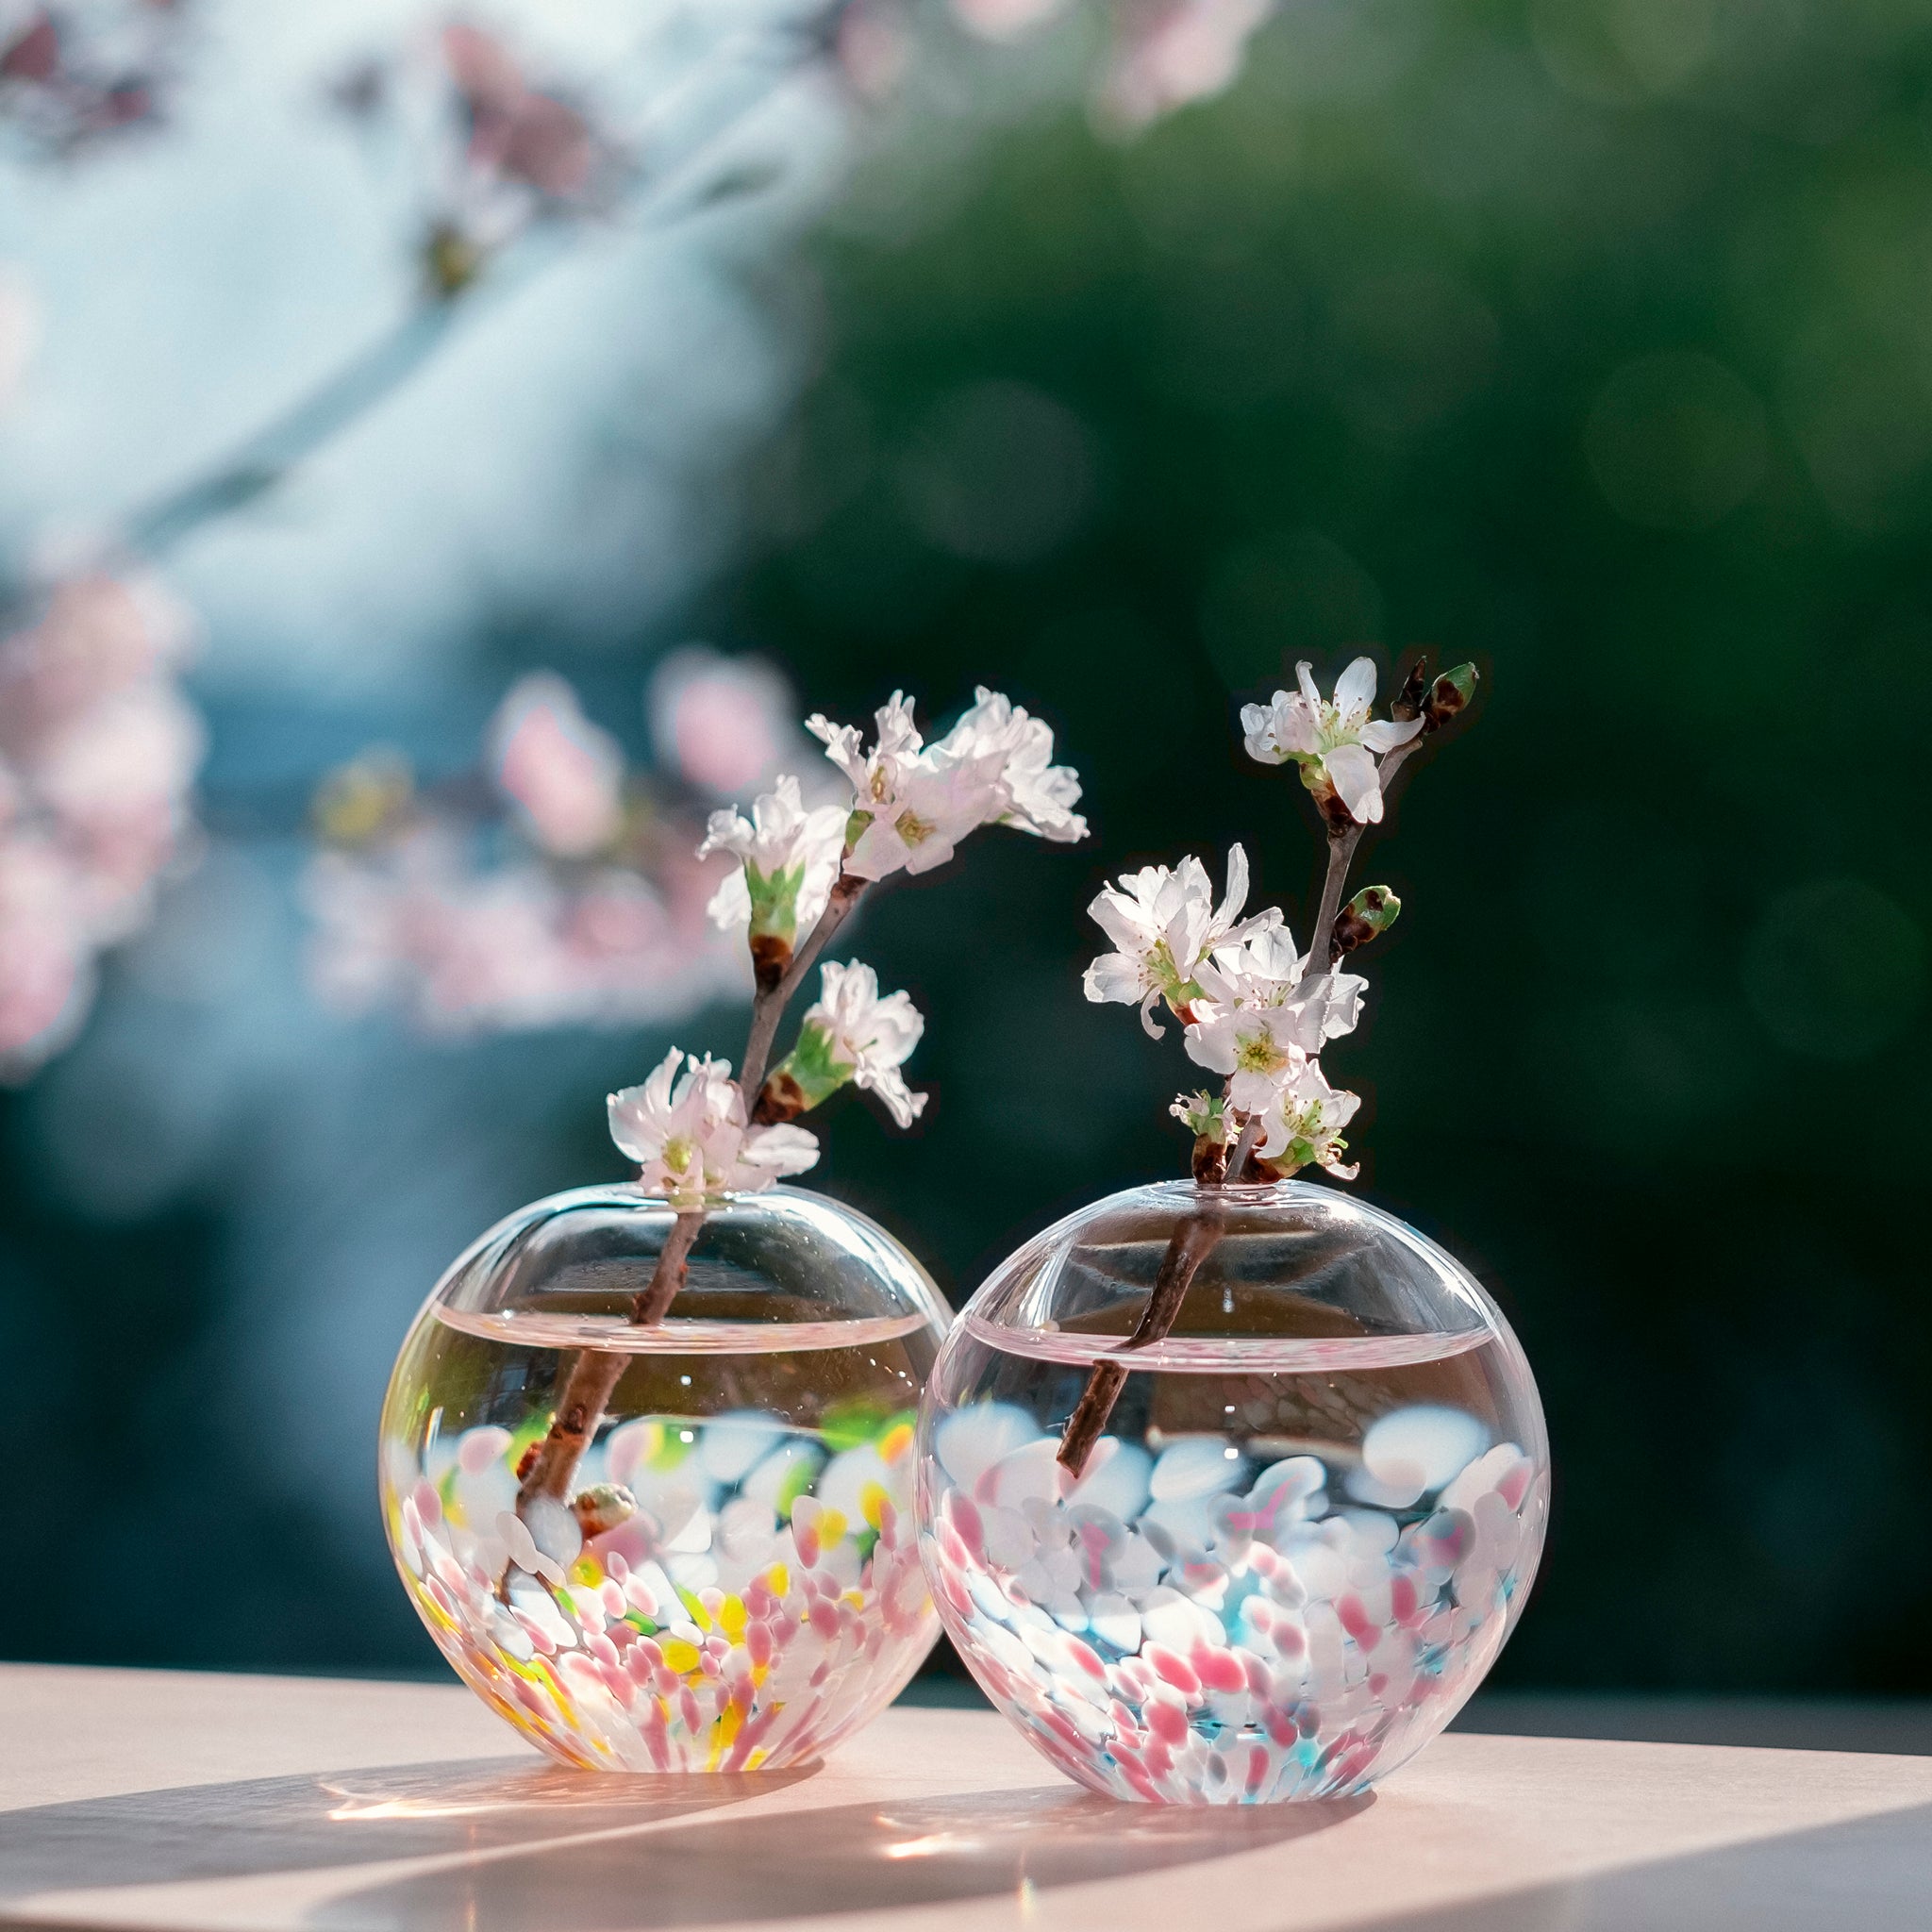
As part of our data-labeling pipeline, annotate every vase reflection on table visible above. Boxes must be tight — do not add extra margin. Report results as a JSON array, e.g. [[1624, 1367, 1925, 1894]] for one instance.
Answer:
[[916, 1180, 1547, 1805]]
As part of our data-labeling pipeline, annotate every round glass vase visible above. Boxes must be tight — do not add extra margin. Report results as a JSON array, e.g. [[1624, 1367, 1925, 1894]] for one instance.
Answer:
[[380, 1183, 951, 1773], [915, 1179, 1548, 1805]]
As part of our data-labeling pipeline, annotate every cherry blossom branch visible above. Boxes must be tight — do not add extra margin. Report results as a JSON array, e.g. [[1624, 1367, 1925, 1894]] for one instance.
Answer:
[[123, 306, 458, 557], [511, 1205, 708, 1524], [741, 873, 868, 1099], [510, 875, 863, 1537], [1057, 1200, 1225, 1475], [1224, 1111, 1266, 1183], [1307, 736, 1424, 970], [510, 682, 1086, 1540], [1060, 660, 1477, 1474], [1063, 806, 1387, 1468], [92, 9, 835, 577]]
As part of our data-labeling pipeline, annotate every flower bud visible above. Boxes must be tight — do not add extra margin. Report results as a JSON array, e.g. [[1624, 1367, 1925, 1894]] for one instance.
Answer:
[[1391, 656, 1431, 724], [1333, 885, 1401, 956], [573, 1483, 637, 1540], [1424, 662, 1478, 729], [755, 1020, 853, 1124]]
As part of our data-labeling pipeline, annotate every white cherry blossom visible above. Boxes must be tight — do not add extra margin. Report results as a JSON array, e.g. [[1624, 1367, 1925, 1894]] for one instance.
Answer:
[[808, 691, 1008, 881], [807, 687, 1086, 882], [1257, 1059, 1361, 1179], [931, 687, 1087, 843], [1241, 658, 1424, 825], [794, 959, 927, 1128], [697, 775, 848, 937], [1082, 844, 1278, 1036], [1183, 1004, 1311, 1113], [608, 1047, 817, 1209], [1191, 925, 1368, 1051]]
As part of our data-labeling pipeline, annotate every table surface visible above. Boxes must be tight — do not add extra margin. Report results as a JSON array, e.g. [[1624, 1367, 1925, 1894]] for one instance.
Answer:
[[4, 1665, 1930, 1932]]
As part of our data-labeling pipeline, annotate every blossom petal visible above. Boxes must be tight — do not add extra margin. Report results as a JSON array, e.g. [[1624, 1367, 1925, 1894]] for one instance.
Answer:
[[1218, 842, 1250, 927], [1334, 656, 1377, 718], [1361, 715, 1425, 753], [843, 818, 911, 882], [1083, 953, 1144, 1005], [1324, 742, 1383, 824], [1182, 1015, 1237, 1075], [705, 868, 751, 931]]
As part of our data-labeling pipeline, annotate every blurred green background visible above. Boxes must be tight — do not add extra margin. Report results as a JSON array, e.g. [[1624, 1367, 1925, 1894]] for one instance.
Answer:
[[4, 0, 1929, 1695]]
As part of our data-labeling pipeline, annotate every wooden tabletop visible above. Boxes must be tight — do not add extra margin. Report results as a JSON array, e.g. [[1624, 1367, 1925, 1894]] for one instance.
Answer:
[[3, 1664, 1929, 1932]]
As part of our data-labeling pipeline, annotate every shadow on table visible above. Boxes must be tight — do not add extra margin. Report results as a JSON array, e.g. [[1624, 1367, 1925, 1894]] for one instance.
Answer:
[[0, 1758, 808, 1897], [311, 1784, 1368, 1930], [0, 1757, 1364, 1927], [1359, 1799, 1932, 1932]]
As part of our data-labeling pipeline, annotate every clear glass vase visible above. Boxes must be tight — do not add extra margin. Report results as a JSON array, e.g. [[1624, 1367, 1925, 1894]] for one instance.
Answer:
[[915, 1179, 1548, 1805], [380, 1184, 951, 1771]]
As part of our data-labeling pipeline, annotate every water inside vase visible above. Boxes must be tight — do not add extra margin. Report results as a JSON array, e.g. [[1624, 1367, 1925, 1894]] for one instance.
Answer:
[[919, 1316, 1544, 1804], [381, 1302, 941, 1772]]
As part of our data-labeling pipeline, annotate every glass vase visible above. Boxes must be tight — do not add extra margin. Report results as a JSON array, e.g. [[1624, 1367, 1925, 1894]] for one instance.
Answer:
[[915, 1179, 1548, 1805], [380, 1184, 950, 1772]]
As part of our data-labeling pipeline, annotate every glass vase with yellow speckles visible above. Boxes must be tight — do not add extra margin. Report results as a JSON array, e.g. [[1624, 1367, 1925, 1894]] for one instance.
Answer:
[[380, 1183, 949, 1772]]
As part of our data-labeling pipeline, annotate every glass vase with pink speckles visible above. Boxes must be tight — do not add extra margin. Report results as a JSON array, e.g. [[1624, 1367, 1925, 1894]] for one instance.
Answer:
[[381, 1183, 950, 1772], [915, 1179, 1548, 1805]]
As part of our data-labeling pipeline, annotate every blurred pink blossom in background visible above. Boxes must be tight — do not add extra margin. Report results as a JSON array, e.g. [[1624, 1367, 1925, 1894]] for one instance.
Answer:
[[648, 646, 800, 799], [942, 0, 1276, 129], [0, 0, 189, 158], [332, 14, 630, 283], [441, 20, 606, 207], [490, 673, 625, 858], [0, 572, 204, 1074], [306, 835, 744, 1035], [1095, 0, 1274, 128], [948, 0, 1070, 44], [303, 651, 810, 1036]]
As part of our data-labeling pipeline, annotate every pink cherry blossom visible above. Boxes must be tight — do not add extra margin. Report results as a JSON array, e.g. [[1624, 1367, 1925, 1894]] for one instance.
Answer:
[[807, 687, 1085, 883], [1094, 0, 1275, 131], [649, 648, 798, 800], [490, 673, 625, 859], [950, 0, 1071, 43], [0, 572, 203, 1075], [305, 834, 749, 1036], [0, 2, 188, 158], [0, 830, 90, 1072]]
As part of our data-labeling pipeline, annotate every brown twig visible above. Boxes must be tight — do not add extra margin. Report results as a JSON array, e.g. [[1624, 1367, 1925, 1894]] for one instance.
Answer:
[[510, 1208, 707, 1528], [739, 873, 867, 1099], [1057, 1204, 1225, 1477], [507, 877, 868, 1541], [627, 1208, 708, 1327], [1224, 1111, 1266, 1183]]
